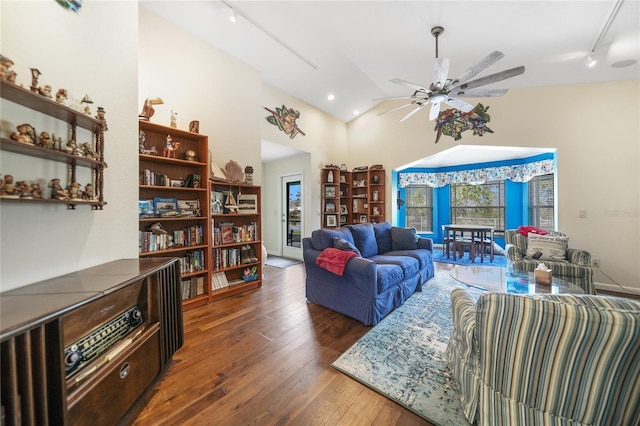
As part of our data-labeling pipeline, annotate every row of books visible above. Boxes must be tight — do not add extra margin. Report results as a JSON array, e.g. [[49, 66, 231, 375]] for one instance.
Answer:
[[181, 276, 205, 300], [212, 221, 258, 246], [140, 170, 202, 188], [211, 272, 245, 291], [139, 225, 204, 253], [212, 247, 242, 270], [179, 250, 206, 273]]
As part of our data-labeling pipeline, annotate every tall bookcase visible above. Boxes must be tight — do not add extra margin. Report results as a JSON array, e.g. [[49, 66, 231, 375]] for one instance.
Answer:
[[321, 166, 386, 227], [210, 182, 262, 301], [138, 120, 210, 311]]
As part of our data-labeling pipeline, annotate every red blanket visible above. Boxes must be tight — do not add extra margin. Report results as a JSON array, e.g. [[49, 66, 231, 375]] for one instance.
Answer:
[[518, 225, 548, 236], [316, 248, 358, 276]]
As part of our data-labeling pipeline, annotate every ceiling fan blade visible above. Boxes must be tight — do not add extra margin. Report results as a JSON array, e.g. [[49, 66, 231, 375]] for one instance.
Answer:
[[453, 65, 525, 92], [399, 103, 427, 122], [390, 78, 429, 93], [449, 51, 504, 89], [432, 58, 449, 90], [452, 88, 508, 98], [372, 95, 426, 101], [377, 101, 420, 116], [443, 97, 475, 113], [429, 101, 441, 121]]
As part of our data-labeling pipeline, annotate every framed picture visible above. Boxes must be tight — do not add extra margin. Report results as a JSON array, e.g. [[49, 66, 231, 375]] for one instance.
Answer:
[[339, 215, 346, 223], [154, 197, 179, 217], [170, 179, 184, 188], [326, 215, 337, 227], [340, 204, 348, 214], [139, 199, 154, 218], [325, 202, 336, 213], [324, 186, 336, 198], [178, 199, 201, 217], [359, 215, 368, 224], [211, 191, 224, 214], [237, 194, 258, 214], [372, 206, 382, 216]]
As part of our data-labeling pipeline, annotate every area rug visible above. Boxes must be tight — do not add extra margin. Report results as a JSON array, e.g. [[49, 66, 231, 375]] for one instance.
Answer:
[[332, 272, 482, 425], [432, 249, 507, 268], [264, 255, 303, 268]]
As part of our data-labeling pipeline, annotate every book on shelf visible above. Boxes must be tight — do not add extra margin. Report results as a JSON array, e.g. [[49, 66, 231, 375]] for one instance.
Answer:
[[220, 225, 234, 244], [211, 271, 229, 291], [177, 199, 201, 217], [154, 197, 179, 217], [181, 275, 205, 300]]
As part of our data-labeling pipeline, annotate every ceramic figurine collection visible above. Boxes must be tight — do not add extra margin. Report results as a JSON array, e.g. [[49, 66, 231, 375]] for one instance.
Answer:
[[1, 55, 105, 203]]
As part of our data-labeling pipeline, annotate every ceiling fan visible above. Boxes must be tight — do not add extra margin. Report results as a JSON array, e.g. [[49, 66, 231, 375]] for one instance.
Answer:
[[377, 26, 525, 121]]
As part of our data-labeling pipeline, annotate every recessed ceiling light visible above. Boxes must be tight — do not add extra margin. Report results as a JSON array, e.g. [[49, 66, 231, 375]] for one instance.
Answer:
[[229, 9, 237, 23], [584, 53, 597, 68], [327, 94, 335, 101]]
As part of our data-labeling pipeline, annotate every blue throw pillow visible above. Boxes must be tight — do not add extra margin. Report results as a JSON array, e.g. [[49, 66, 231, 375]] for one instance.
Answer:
[[311, 227, 355, 251], [333, 237, 362, 257], [391, 227, 418, 250], [346, 223, 378, 258], [373, 221, 392, 253]]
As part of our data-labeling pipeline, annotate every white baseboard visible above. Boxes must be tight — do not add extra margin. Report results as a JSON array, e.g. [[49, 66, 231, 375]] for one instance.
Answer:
[[595, 281, 640, 296]]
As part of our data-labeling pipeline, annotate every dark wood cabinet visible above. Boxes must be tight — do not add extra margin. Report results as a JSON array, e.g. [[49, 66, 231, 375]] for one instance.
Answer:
[[0, 258, 183, 425]]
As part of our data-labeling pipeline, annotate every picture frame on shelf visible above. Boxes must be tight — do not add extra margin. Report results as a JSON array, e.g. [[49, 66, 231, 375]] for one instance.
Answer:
[[178, 199, 201, 217], [237, 194, 258, 214], [211, 191, 224, 214], [154, 197, 179, 217], [339, 215, 346, 224], [324, 186, 336, 198], [170, 179, 184, 188], [139, 199, 155, 218], [325, 202, 336, 213], [359, 215, 368, 224], [372, 206, 381, 216], [326, 215, 337, 227], [339, 204, 348, 214]]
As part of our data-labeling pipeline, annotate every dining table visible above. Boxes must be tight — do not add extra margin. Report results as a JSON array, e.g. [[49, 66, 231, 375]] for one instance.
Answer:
[[442, 224, 495, 262]]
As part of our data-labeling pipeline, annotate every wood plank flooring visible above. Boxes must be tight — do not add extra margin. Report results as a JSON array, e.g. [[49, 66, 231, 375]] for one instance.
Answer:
[[133, 263, 434, 425]]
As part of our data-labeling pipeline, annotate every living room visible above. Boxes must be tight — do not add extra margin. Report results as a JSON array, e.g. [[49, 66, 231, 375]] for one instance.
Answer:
[[1, 1, 639, 424]]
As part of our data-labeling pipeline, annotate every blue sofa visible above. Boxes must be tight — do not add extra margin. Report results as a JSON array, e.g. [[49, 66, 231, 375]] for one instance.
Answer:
[[302, 222, 434, 325]]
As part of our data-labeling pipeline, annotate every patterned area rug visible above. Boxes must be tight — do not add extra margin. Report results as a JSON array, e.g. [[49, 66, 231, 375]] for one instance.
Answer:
[[432, 249, 507, 268], [332, 271, 482, 425]]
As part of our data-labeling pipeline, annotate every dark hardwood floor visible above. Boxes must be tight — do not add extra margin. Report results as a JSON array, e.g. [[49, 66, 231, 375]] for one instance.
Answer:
[[133, 263, 434, 425]]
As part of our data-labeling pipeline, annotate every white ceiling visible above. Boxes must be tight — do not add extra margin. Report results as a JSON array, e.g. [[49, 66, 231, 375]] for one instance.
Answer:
[[141, 1, 639, 167]]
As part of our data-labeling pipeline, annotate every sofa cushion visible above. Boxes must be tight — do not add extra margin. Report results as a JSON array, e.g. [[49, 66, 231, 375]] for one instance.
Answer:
[[346, 223, 379, 258], [333, 237, 361, 257], [311, 227, 355, 251], [376, 264, 404, 293], [373, 221, 393, 254], [370, 254, 419, 278], [385, 249, 432, 269], [391, 227, 418, 250], [526, 233, 568, 261]]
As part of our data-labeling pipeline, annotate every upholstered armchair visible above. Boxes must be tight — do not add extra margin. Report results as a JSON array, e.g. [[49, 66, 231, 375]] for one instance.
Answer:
[[447, 288, 640, 425], [505, 229, 595, 294]]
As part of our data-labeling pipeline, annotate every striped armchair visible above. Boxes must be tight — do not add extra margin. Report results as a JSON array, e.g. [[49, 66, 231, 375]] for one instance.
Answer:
[[505, 229, 595, 294], [447, 288, 640, 425]]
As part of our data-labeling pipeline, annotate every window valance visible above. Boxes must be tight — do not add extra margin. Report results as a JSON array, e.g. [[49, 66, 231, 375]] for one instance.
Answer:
[[399, 159, 554, 188]]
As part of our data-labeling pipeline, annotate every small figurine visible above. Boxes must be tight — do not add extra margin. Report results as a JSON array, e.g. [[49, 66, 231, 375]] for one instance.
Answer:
[[1, 175, 18, 198], [163, 135, 180, 158], [38, 84, 53, 98], [11, 123, 36, 145], [65, 140, 84, 156], [244, 166, 254, 185], [82, 183, 94, 200], [81, 94, 93, 115], [30, 183, 43, 199], [170, 109, 177, 128], [139, 97, 164, 121], [0, 55, 17, 82], [49, 178, 67, 200], [55, 88, 68, 104], [95, 107, 108, 131], [67, 182, 81, 199], [38, 132, 54, 149], [80, 142, 97, 160], [51, 133, 63, 151], [17, 181, 32, 198], [29, 68, 41, 93]]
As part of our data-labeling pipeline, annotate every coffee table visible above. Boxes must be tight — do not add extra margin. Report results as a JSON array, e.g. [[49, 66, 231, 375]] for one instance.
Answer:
[[449, 265, 585, 294]]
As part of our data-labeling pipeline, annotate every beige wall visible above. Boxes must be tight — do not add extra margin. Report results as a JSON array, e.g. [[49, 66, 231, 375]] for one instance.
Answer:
[[1, 1, 139, 291], [348, 80, 640, 292]]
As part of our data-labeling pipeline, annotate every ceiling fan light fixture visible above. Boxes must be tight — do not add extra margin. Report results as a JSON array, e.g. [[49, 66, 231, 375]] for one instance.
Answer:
[[429, 93, 447, 103], [584, 53, 597, 68]]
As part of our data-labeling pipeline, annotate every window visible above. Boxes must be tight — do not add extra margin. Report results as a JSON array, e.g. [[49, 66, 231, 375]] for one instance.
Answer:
[[450, 180, 505, 230], [405, 185, 433, 232], [528, 173, 555, 231]]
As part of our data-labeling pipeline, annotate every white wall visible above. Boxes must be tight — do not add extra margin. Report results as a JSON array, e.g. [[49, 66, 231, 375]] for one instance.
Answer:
[[0, 1, 139, 291], [348, 80, 640, 292]]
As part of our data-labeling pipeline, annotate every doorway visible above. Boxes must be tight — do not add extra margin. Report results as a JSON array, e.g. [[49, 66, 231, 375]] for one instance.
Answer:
[[281, 173, 303, 259]]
